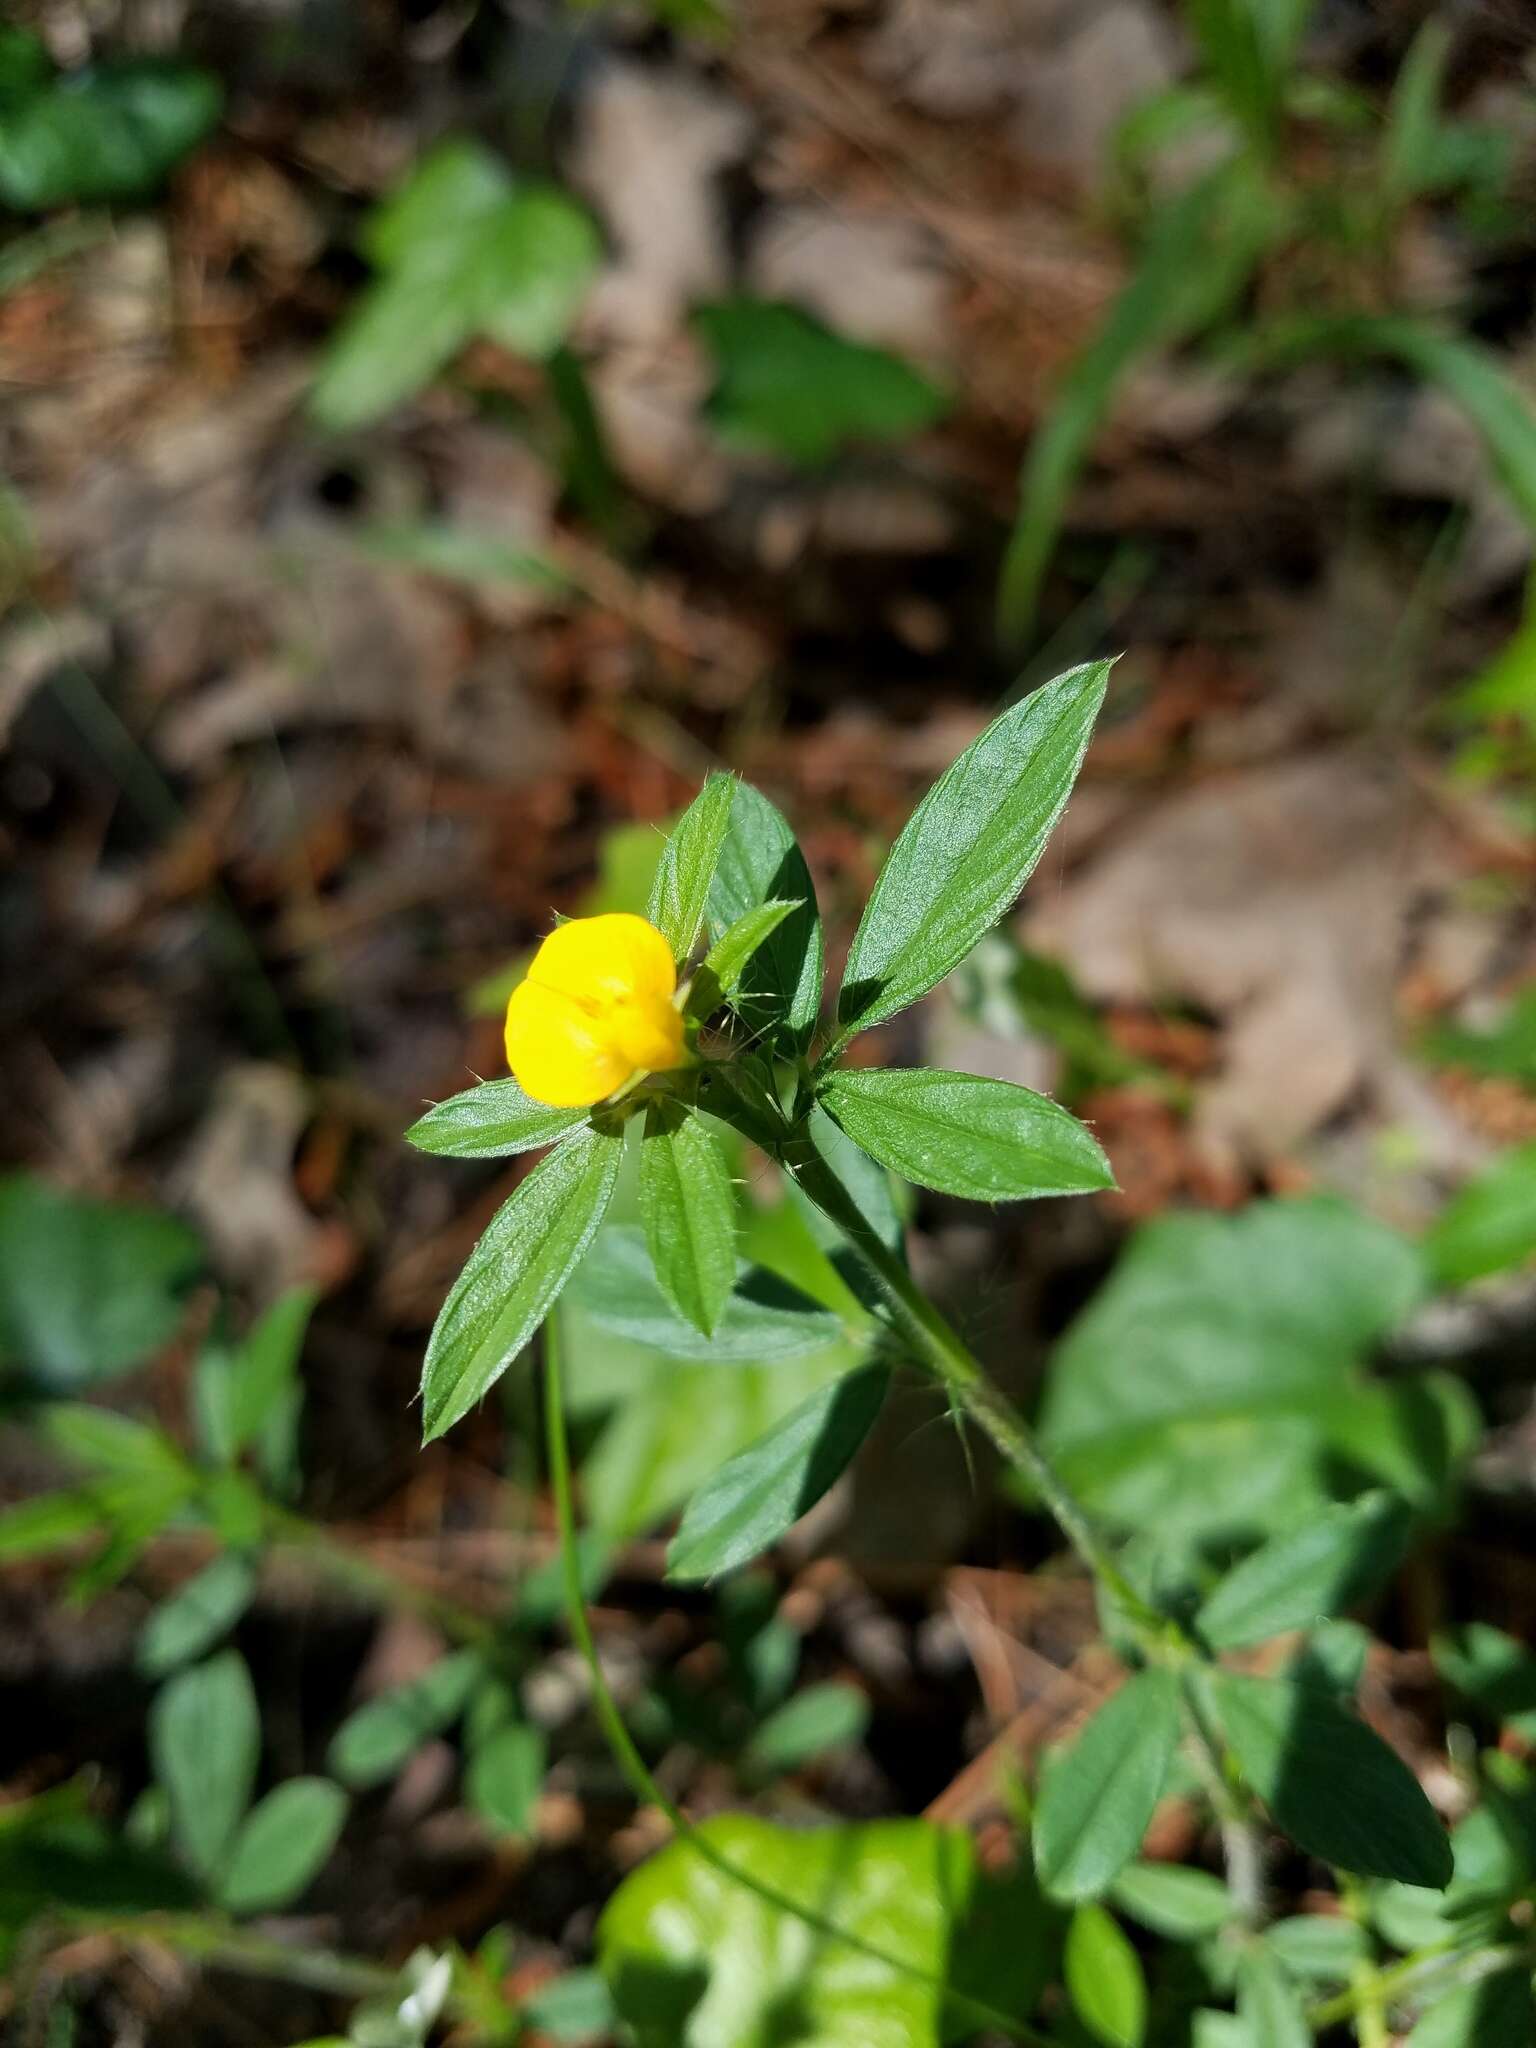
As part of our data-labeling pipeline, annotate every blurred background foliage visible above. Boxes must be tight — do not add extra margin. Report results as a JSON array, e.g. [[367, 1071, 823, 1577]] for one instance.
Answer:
[[2, 0, 1536, 2042]]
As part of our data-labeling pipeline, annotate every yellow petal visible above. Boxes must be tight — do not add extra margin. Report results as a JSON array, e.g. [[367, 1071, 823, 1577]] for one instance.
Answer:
[[505, 977, 633, 1107], [608, 994, 686, 1075], [527, 913, 677, 1006]]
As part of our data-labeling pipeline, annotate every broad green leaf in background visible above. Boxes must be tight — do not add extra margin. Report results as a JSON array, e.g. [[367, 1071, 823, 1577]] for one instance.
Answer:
[[42, 1404, 191, 1485], [706, 782, 823, 1052], [599, 1813, 1023, 2048], [647, 773, 737, 966], [217, 1777, 347, 1915], [1235, 1948, 1310, 2048], [466, 1722, 546, 1837], [1426, 1142, 1536, 1287], [1406, 1966, 1534, 2046], [1423, 985, 1536, 1087], [694, 299, 949, 468], [686, 900, 802, 1022], [406, 1081, 588, 1159], [833, 663, 1110, 1046], [310, 138, 600, 432], [1209, 1670, 1452, 1886], [639, 1103, 737, 1337], [150, 1650, 260, 1882], [327, 1650, 482, 1790], [1196, 1491, 1411, 1650], [1064, 1903, 1147, 2048], [0, 1175, 201, 1393], [740, 1681, 870, 1783], [192, 1285, 317, 1494], [420, 1125, 623, 1440], [1109, 1862, 1232, 1941], [568, 1226, 841, 1363], [1034, 1668, 1180, 1901], [1039, 1198, 1430, 1541], [667, 1363, 888, 1581], [523, 1969, 619, 2045], [0, 1488, 111, 1564], [0, 35, 222, 211], [137, 1553, 259, 1679], [1261, 1914, 1371, 1986], [817, 1068, 1113, 1202], [1433, 1624, 1536, 1740]]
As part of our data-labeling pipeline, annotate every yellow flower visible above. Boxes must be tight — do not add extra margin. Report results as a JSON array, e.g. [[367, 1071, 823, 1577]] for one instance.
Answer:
[[505, 913, 687, 1108]]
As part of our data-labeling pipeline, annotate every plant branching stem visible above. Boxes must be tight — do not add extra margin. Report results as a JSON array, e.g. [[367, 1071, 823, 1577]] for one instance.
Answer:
[[1306, 1937, 1530, 2032], [542, 1317, 1053, 2048], [262, 1503, 495, 1647]]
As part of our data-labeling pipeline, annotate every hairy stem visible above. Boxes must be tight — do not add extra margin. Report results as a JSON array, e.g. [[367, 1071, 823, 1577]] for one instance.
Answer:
[[542, 1316, 1053, 2048]]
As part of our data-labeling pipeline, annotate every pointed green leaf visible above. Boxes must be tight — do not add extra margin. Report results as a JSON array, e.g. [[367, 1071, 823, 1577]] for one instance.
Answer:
[[466, 1722, 546, 1837], [1426, 1141, 1536, 1287], [137, 1553, 259, 1679], [150, 1650, 260, 1881], [420, 1126, 622, 1441], [406, 1080, 588, 1159], [1034, 1667, 1180, 1901], [639, 1103, 738, 1337], [569, 1225, 841, 1362], [0, 1487, 110, 1563], [1209, 1670, 1452, 1887], [1109, 1862, 1232, 1940], [1236, 1948, 1309, 2048], [818, 1067, 1113, 1202], [834, 663, 1110, 1044], [328, 1650, 482, 1789], [667, 1364, 888, 1581], [1064, 1903, 1147, 2048], [740, 1681, 869, 1783], [686, 899, 802, 1022], [1197, 1492, 1412, 1651], [218, 1778, 347, 1914], [647, 773, 737, 965], [707, 782, 823, 1051]]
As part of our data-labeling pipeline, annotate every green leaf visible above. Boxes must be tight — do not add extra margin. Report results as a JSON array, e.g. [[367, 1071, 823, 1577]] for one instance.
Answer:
[[0, 1175, 201, 1393], [687, 899, 802, 1022], [1426, 1142, 1536, 1286], [694, 299, 948, 468], [667, 1363, 887, 1581], [817, 1067, 1112, 1202], [741, 1682, 870, 1782], [1034, 1668, 1181, 1902], [1433, 1624, 1536, 1740], [523, 1969, 618, 2044], [1040, 1197, 1429, 1542], [466, 1722, 546, 1837], [1064, 1903, 1147, 2048], [1196, 1492, 1412, 1650], [217, 1778, 347, 1914], [1423, 986, 1536, 1088], [599, 1813, 1016, 2048], [1209, 1670, 1452, 1887], [707, 782, 823, 1053], [310, 140, 600, 432], [150, 1651, 260, 1882], [0, 54, 221, 210], [1261, 1914, 1371, 1985], [420, 1126, 622, 1441], [1235, 1948, 1309, 2048], [998, 167, 1278, 642], [1407, 1966, 1534, 2046], [647, 773, 737, 965], [639, 1103, 738, 1337], [42, 1404, 191, 1486], [569, 1226, 841, 1363], [327, 1650, 481, 1790], [137, 1554, 259, 1679], [1109, 1862, 1231, 1940], [406, 1080, 588, 1159], [834, 663, 1110, 1044], [0, 1488, 108, 1563]]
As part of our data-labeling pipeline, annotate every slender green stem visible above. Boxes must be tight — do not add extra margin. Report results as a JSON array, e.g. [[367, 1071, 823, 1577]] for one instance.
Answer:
[[1306, 1938, 1528, 2032], [263, 1503, 495, 1647], [780, 1136, 1164, 1636], [46, 1913, 400, 1999], [1180, 1671, 1268, 1929], [542, 1317, 1054, 2048]]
